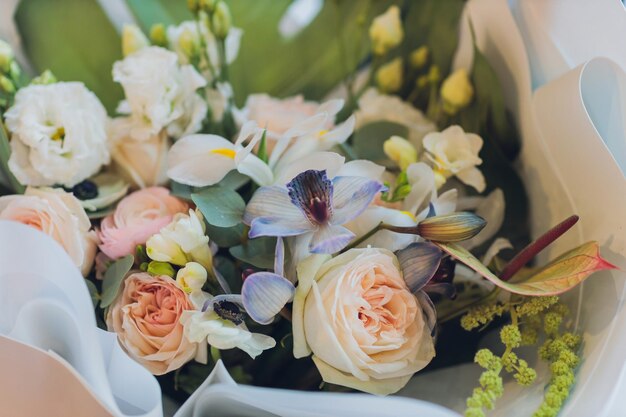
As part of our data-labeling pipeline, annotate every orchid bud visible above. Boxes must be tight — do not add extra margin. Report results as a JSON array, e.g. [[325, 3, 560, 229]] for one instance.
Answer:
[[440, 68, 474, 115], [211, 1, 232, 39], [147, 261, 176, 278], [176, 262, 208, 293], [369, 5, 404, 56], [0, 39, 13, 73], [376, 57, 403, 93], [122, 24, 149, 56], [417, 212, 486, 242], [150, 23, 168, 47], [410, 46, 429, 69], [383, 136, 417, 170]]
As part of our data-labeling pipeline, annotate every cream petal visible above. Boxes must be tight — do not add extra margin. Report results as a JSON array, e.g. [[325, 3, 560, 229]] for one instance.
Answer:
[[167, 135, 237, 186], [456, 166, 486, 192]]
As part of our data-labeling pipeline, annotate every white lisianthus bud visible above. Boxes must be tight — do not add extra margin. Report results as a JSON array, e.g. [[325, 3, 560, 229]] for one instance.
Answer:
[[369, 5, 404, 56], [376, 57, 403, 93], [212, 1, 232, 39], [383, 136, 417, 171], [146, 233, 189, 266], [122, 24, 149, 56], [176, 262, 208, 293]]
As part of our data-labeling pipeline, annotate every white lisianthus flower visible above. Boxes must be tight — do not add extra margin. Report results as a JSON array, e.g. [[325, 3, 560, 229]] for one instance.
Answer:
[[113, 46, 207, 141], [181, 310, 276, 359], [423, 125, 486, 192], [4, 82, 110, 187], [355, 88, 436, 151]]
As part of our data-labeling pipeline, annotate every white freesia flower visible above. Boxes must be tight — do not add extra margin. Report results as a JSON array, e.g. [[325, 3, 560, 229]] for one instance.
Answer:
[[176, 262, 207, 293], [113, 46, 207, 141], [181, 310, 276, 359], [422, 125, 485, 192], [4, 82, 110, 187], [354, 88, 436, 151]]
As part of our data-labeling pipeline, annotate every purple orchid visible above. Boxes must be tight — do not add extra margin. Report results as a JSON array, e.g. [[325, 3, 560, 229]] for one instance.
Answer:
[[243, 169, 386, 254]]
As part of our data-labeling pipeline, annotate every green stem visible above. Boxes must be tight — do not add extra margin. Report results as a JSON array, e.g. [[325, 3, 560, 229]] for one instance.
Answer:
[[437, 289, 499, 324], [340, 222, 384, 253]]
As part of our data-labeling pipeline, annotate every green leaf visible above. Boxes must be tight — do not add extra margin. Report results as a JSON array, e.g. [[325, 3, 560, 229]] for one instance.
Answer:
[[215, 255, 241, 293], [229, 237, 276, 269], [192, 185, 246, 228], [435, 241, 616, 296], [0, 120, 24, 193], [85, 279, 100, 308], [15, 0, 124, 113], [219, 170, 250, 190], [206, 222, 245, 248], [352, 121, 408, 163], [101, 255, 134, 308]]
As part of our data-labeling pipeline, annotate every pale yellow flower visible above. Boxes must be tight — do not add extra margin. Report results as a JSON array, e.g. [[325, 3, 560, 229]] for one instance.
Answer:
[[122, 24, 149, 56], [369, 5, 404, 56], [440, 68, 474, 114], [376, 57, 403, 93], [410, 46, 429, 69], [383, 136, 417, 170]]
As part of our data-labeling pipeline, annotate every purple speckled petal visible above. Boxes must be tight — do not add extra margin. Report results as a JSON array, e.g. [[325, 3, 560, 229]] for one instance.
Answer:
[[242, 272, 295, 324], [330, 176, 386, 225], [287, 170, 333, 225], [309, 224, 355, 254], [396, 242, 442, 293]]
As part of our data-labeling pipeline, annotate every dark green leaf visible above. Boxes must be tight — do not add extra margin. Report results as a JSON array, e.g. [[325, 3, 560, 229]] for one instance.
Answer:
[[192, 185, 246, 228], [219, 170, 250, 190], [206, 222, 245, 248], [85, 279, 100, 308], [352, 121, 408, 163], [101, 255, 134, 308], [215, 255, 241, 293], [15, 0, 124, 112], [229, 237, 276, 269]]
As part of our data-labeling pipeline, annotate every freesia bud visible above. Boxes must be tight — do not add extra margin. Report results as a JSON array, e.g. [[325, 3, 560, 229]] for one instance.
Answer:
[[383, 136, 417, 170], [0, 39, 13, 72], [417, 212, 486, 242], [146, 234, 189, 266], [176, 261, 208, 293], [150, 23, 168, 47], [376, 57, 403, 93], [122, 24, 149, 56], [410, 46, 429, 69], [147, 261, 176, 278], [440, 68, 474, 115], [211, 1, 232, 39], [369, 5, 404, 56]]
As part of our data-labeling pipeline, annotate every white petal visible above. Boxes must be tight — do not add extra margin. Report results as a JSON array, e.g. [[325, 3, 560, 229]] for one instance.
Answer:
[[237, 154, 274, 186], [456, 166, 486, 192], [167, 134, 236, 186], [273, 151, 345, 186], [337, 159, 385, 181]]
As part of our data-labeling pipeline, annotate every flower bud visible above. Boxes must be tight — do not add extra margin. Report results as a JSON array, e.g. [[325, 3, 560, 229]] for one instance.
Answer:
[[383, 136, 417, 170], [417, 212, 486, 242], [31, 70, 57, 85], [369, 5, 403, 56], [187, 0, 200, 13], [200, 0, 217, 13], [376, 57, 403, 93], [0, 39, 13, 72], [440, 68, 474, 115], [178, 27, 200, 59], [150, 23, 168, 47], [147, 260, 176, 278], [211, 1, 232, 39], [0, 75, 14, 93], [146, 234, 189, 266], [176, 261, 208, 293], [410, 46, 429, 69], [122, 24, 149, 56]]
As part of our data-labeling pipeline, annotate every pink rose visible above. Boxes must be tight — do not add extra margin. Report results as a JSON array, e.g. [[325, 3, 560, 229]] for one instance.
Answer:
[[106, 272, 198, 375], [98, 187, 188, 259], [0, 187, 97, 276]]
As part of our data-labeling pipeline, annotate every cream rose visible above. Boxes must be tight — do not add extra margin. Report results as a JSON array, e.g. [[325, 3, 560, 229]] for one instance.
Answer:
[[106, 272, 198, 375], [293, 247, 435, 395], [0, 187, 98, 275]]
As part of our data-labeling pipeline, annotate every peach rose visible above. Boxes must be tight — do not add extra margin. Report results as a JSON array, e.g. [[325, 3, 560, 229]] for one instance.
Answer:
[[293, 247, 435, 395], [106, 272, 198, 375], [98, 187, 188, 259], [0, 187, 97, 276]]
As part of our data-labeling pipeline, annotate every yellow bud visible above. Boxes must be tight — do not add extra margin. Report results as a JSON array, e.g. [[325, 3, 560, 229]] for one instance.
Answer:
[[0, 39, 13, 73], [427, 65, 441, 84], [416, 75, 429, 89], [200, 0, 216, 13], [417, 212, 486, 242], [187, 0, 200, 13], [211, 1, 232, 39], [440, 68, 474, 115], [369, 5, 404, 56], [410, 46, 429, 69], [383, 136, 417, 170], [150, 23, 168, 47], [122, 24, 149, 56], [147, 261, 176, 278], [176, 261, 208, 293], [376, 57, 403, 94]]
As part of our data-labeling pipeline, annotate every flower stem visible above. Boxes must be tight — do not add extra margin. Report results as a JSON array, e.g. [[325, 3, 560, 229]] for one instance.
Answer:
[[499, 215, 579, 281]]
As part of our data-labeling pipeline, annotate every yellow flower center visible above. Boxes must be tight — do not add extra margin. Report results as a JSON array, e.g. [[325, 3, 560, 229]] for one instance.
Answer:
[[211, 148, 236, 159], [51, 127, 65, 142], [317, 129, 329, 139]]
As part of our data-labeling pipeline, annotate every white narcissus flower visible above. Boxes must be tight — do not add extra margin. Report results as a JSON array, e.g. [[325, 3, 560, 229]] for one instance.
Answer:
[[422, 125, 486, 192], [181, 310, 276, 359], [0, 187, 98, 276], [355, 88, 436, 151], [369, 5, 404, 56], [113, 46, 207, 141], [4, 82, 110, 187]]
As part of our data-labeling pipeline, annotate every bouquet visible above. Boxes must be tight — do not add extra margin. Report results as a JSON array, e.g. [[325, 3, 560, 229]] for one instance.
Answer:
[[0, 1, 618, 416]]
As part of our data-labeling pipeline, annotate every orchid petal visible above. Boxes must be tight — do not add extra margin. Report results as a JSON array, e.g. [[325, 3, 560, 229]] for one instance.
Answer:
[[237, 154, 274, 186], [274, 237, 285, 277], [273, 151, 345, 185], [417, 212, 486, 242], [287, 170, 334, 224], [415, 291, 437, 335], [309, 224, 355, 254], [167, 134, 236, 186], [244, 186, 313, 237], [331, 176, 385, 225], [423, 282, 457, 299], [241, 272, 295, 324], [202, 294, 244, 312], [396, 242, 442, 292], [337, 159, 386, 181]]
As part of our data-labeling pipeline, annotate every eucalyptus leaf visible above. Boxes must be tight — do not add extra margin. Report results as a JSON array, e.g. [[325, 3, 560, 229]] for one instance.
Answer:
[[230, 237, 276, 269], [85, 279, 100, 308], [101, 255, 134, 308], [352, 121, 408, 163], [206, 223, 245, 248], [192, 185, 246, 228]]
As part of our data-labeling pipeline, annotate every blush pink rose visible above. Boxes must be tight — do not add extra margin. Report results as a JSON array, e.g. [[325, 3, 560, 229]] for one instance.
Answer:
[[0, 187, 98, 276], [292, 247, 435, 395], [106, 272, 198, 375], [98, 187, 188, 259]]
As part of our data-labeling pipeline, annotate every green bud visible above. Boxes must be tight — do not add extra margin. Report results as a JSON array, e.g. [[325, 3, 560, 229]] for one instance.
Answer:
[[188, 0, 200, 13], [0, 75, 15, 93], [0, 39, 13, 73], [31, 70, 57, 85], [200, 0, 217, 12], [410, 46, 429, 69], [394, 184, 412, 200], [147, 261, 176, 277], [211, 1, 232, 39], [417, 212, 486, 242], [9, 60, 20, 79], [150, 23, 168, 47]]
